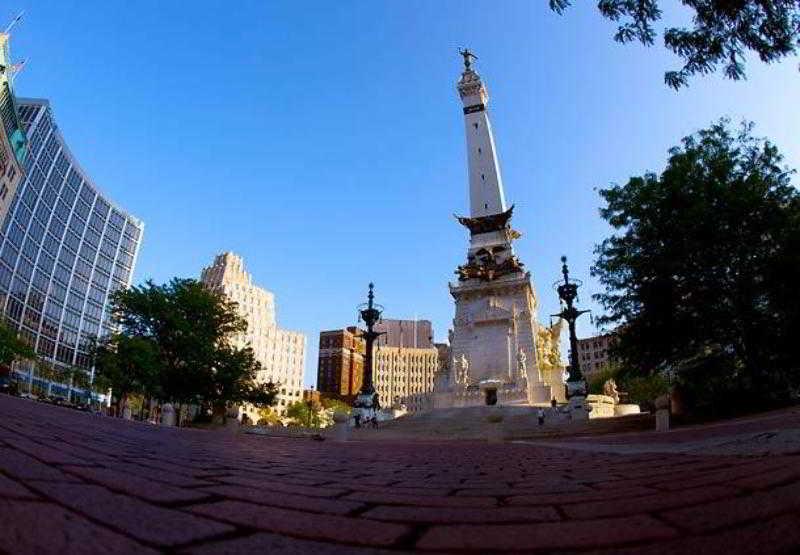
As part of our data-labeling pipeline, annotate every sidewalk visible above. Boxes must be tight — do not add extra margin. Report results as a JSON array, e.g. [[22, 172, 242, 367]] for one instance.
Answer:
[[1, 395, 798, 554]]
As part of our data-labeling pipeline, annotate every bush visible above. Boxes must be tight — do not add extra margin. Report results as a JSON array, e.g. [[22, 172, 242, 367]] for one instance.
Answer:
[[587, 363, 620, 394], [321, 398, 351, 414], [257, 407, 282, 426], [622, 374, 670, 411], [668, 351, 793, 420]]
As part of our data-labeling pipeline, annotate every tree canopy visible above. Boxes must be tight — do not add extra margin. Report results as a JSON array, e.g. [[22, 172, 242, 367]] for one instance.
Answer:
[[550, 1, 800, 88], [286, 400, 328, 428], [94, 278, 277, 417], [593, 120, 800, 413], [0, 321, 35, 367], [92, 335, 160, 404]]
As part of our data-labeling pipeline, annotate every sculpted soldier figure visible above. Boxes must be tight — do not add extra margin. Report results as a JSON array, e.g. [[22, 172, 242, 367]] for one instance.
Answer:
[[516, 348, 528, 382], [458, 354, 470, 384]]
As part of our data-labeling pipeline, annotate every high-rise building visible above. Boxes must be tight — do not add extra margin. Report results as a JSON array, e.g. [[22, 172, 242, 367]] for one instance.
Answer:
[[375, 318, 433, 349], [316, 327, 364, 401], [0, 31, 28, 226], [1, 99, 143, 397], [200, 252, 306, 417]]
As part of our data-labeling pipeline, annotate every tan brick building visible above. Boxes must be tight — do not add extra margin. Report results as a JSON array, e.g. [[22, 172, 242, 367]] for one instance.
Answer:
[[200, 252, 306, 417], [374, 346, 439, 413], [576, 332, 616, 377]]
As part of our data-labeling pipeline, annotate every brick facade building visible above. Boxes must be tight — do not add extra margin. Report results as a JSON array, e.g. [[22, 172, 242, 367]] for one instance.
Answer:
[[316, 327, 365, 401]]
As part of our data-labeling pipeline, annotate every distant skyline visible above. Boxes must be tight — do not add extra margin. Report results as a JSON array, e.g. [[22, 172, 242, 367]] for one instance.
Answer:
[[6, 1, 799, 387]]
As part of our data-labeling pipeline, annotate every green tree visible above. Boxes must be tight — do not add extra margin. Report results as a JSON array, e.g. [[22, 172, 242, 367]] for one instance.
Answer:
[[286, 400, 322, 429], [549, 1, 800, 88], [593, 120, 800, 413], [67, 367, 93, 403], [205, 344, 277, 422], [0, 321, 35, 367], [104, 278, 277, 422], [109, 278, 244, 406], [320, 397, 351, 415], [92, 334, 160, 414], [257, 407, 283, 426]]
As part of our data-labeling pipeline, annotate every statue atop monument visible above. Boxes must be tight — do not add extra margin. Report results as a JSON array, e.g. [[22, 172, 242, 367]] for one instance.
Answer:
[[458, 47, 478, 70]]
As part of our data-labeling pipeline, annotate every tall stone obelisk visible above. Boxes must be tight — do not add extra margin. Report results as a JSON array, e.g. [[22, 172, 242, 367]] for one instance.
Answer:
[[448, 50, 553, 406]]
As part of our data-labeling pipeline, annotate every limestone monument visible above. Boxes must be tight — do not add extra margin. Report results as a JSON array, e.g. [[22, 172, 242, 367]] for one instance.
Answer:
[[445, 50, 564, 407]]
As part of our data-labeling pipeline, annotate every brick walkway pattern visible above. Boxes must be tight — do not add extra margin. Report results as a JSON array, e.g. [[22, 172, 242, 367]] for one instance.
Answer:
[[1, 395, 799, 554]]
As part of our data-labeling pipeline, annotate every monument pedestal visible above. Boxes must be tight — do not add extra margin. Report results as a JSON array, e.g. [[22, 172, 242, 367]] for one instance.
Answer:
[[567, 396, 590, 420], [528, 383, 553, 405], [615, 404, 641, 416]]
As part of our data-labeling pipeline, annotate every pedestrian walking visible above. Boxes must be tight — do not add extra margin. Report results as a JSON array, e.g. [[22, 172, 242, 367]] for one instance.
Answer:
[[537, 407, 545, 426]]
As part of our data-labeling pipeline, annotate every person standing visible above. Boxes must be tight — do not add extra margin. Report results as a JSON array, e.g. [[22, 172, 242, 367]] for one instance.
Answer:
[[537, 407, 545, 426]]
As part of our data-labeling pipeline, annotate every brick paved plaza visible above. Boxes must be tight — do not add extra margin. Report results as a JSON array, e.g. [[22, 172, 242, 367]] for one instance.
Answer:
[[1, 395, 799, 554]]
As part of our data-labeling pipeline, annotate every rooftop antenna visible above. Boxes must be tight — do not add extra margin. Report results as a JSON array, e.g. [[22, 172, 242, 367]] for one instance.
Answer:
[[4, 11, 24, 35]]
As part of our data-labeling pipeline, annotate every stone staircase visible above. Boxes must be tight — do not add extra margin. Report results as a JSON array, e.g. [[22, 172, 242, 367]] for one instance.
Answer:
[[352, 405, 654, 441]]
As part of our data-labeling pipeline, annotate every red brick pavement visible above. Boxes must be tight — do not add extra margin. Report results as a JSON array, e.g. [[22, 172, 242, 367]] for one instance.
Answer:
[[1, 395, 799, 554]]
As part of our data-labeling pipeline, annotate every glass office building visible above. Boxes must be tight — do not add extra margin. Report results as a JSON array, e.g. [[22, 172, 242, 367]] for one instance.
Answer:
[[0, 99, 143, 396]]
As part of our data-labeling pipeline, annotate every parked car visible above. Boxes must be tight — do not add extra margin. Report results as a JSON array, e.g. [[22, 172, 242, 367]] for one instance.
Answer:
[[0, 375, 19, 396]]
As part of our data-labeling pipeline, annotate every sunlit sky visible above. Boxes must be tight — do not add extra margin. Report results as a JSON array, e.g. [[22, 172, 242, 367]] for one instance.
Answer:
[[8, 1, 799, 386]]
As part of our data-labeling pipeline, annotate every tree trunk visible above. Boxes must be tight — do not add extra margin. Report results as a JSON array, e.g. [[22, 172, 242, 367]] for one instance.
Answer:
[[139, 396, 147, 421]]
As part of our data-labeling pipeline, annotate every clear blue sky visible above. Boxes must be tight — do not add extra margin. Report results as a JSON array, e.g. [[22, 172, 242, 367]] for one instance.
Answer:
[[8, 1, 799, 387]]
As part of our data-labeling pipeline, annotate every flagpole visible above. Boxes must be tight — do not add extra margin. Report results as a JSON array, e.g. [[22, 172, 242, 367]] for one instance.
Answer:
[[4, 11, 24, 35]]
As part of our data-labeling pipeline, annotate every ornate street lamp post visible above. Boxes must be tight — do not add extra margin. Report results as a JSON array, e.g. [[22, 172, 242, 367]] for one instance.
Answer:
[[354, 283, 384, 426], [553, 256, 591, 401]]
